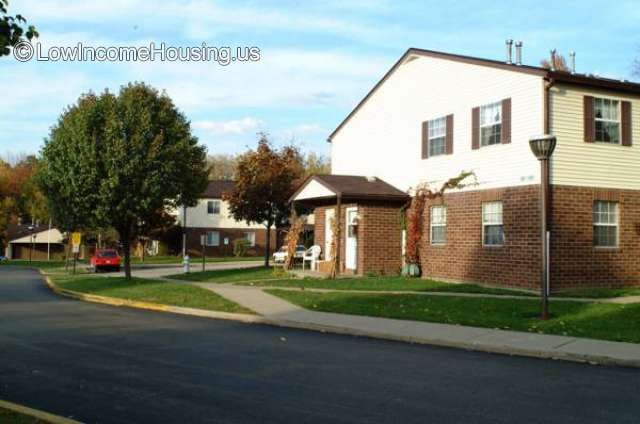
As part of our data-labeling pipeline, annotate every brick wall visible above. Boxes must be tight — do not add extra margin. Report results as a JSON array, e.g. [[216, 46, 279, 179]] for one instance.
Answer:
[[314, 201, 403, 275], [184, 227, 276, 258], [359, 203, 403, 275], [550, 185, 640, 289], [421, 185, 541, 289]]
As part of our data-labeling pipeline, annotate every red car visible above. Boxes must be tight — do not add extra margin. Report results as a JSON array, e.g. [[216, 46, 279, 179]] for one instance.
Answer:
[[90, 249, 121, 272]]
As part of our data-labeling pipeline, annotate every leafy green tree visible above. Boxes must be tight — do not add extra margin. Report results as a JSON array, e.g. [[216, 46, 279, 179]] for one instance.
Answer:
[[207, 153, 238, 180], [40, 83, 209, 278], [1, 0, 38, 57], [302, 152, 330, 177], [224, 134, 303, 266]]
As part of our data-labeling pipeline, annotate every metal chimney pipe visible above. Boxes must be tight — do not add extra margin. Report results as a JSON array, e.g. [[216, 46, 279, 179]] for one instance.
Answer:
[[515, 41, 523, 65], [505, 39, 513, 64], [570, 51, 576, 74], [550, 49, 557, 71]]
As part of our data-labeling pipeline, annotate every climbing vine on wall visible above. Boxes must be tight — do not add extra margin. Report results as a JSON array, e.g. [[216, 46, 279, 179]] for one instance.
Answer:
[[404, 170, 477, 265]]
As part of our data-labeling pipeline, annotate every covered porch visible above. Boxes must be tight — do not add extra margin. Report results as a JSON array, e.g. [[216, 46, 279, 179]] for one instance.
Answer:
[[290, 175, 410, 276]]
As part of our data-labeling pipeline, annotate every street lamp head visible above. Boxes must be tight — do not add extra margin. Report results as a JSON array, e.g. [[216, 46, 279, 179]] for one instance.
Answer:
[[529, 135, 557, 160]]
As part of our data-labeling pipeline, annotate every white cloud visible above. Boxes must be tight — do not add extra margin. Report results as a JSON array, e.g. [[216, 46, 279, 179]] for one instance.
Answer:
[[193, 117, 264, 135]]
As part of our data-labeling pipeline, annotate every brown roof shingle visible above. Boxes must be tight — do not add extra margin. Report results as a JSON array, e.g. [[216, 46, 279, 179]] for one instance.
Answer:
[[202, 180, 235, 198], [292, 174, 409, 202]]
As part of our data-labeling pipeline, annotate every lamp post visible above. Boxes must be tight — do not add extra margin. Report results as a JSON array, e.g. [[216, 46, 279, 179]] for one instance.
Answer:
[[529, 135, 557, 320]]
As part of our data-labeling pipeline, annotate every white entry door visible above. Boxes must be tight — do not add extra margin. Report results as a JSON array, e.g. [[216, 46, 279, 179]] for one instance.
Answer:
[[324, 208, 335, 260], [345, 207, 358, 270]]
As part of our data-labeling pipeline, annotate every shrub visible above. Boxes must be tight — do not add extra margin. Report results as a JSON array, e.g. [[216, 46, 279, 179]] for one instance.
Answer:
[[233, 239, 248, 257]]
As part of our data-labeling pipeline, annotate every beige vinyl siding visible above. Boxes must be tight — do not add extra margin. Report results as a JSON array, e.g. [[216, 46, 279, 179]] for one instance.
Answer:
[[330, 54, 544, 192], [550, 83, 640, 189]]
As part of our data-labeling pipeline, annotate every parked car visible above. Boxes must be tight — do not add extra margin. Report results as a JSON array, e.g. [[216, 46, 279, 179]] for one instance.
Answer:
[[273, 245, 306, 263], [90, 249, 121, 272]]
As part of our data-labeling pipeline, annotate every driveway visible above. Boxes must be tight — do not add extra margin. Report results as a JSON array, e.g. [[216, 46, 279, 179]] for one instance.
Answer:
[[1, 267, 640, 424]]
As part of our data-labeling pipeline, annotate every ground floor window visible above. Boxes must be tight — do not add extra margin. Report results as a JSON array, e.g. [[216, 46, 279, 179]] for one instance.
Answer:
[[206, 231, 220, 246], [430, 205, 447, 245], [593, 201, 618, 247], [243, 231, 256, 247], [482, 201, 504, 246]]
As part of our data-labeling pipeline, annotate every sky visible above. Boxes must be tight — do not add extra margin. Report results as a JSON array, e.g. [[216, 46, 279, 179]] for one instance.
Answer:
[[2, 0, 639, 160]]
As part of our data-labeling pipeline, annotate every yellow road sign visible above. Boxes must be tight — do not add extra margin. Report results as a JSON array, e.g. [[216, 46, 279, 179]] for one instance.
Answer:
[[71, 232, 82, 253]]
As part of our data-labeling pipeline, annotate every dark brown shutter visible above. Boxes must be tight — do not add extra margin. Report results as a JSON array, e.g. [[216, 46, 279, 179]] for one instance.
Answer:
[[472, 107, 480, 149], [583, 96, 595, 143], [421, 121, 429, 159], [501, 98, 511, 144], [621, 101, 632, 146], [445, 114, 453, 154]]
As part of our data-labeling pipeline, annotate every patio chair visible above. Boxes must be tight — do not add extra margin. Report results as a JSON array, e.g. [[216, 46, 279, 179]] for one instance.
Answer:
[[302, 245, 322, 271]]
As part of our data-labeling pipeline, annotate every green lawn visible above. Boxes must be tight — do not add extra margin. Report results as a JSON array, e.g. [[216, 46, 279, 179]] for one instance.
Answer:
[[554, 287, 640, 299], [52, 274, 253, 314], [130, 256, 263, 265], [0, 407, 46, 424], [169, 266, 289, 283], [239, 276, 534, 296], [267, 289, 640, 344]]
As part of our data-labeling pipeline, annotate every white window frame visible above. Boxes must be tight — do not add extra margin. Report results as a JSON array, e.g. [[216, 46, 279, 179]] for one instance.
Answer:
[[594, 97, 621, 144], [593, 201, 619, 248], [430, 205, 447, 245], [482, 201, 504, 247], [206, 231, 220, 246], [428, 116, 447, 157], [207, 200, 221, 215], [479, 101, 502, 147], [243, 231, 256, 247]]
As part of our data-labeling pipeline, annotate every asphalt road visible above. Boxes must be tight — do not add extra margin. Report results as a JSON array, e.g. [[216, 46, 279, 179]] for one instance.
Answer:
[[1, 267, 640, 424]]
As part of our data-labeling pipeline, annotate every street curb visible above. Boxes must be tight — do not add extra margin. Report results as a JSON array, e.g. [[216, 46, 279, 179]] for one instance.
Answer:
[[41, 273, 262, 324], [258, 318, 640, 368], [39, 272, 640, 368], [0, 399, 83, 424]]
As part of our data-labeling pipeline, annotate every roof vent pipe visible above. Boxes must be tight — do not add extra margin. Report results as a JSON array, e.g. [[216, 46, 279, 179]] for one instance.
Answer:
[[550, 49, 557, 71], [505, 39, 513, 64], [570, 51, 576, 74], [515, 41, 523, 65]]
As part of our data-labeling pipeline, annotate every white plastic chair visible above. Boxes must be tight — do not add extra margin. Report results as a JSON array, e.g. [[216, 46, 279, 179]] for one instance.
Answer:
[[302, 245, 322, 271]]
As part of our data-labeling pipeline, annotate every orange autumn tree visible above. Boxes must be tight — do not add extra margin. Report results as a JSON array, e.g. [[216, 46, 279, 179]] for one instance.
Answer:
[[224, 135, 304, 267], [404, 171, 476, 273]]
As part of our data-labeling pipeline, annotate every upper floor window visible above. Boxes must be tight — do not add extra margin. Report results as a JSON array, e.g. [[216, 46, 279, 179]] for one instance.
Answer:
[[594, 98, 620, 144], [207, 200, 221, 215], [428, 117, 446, 157], [430, 206, 447, 245], [480, 102, 502, 146], [482, 201, 504, 246], [593, 201, 618, 247]]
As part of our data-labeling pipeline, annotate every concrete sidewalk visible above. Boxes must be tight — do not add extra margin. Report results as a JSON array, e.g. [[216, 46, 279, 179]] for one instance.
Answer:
[[201, 284, 640, 368]]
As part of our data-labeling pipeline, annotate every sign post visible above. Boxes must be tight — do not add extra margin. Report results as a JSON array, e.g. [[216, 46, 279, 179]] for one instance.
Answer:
[[200, 234, 206, 272], [71, 232, 82, 275]]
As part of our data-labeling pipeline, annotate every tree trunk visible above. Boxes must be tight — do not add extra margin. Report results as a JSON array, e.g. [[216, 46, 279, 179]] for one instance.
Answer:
[[121, 228, 132, 279], [264, 222, 272, 267]]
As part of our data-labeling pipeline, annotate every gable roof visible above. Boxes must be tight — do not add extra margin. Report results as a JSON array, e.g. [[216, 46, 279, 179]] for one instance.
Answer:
[[6, 223, 55, 242], [202, 180, 235, 198], [290, 174, 409, 203], [328, 47, 640, 142]]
